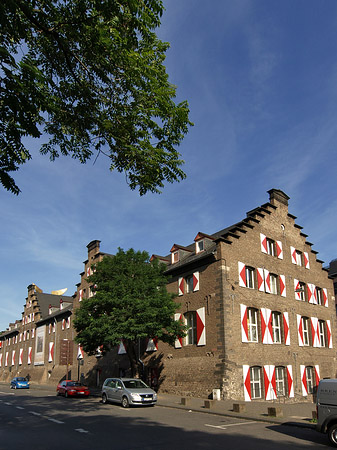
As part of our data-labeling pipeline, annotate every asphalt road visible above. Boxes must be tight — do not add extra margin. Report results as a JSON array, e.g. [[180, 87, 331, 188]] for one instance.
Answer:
[[0, 386, 330, 449]]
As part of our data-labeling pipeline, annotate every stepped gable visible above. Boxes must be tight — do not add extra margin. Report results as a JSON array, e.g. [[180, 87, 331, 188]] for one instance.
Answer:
[[160, 188, 325, 272]]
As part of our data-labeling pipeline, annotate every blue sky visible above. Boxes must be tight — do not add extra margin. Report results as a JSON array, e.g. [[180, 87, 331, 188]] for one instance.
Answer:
[[1, 0, 337, 331]]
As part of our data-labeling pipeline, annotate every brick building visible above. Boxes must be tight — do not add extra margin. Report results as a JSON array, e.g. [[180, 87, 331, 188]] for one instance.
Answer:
[[1, 189, 336, 403]]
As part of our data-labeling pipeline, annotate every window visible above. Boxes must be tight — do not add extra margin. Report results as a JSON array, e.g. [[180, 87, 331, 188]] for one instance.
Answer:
[[185, 275, 194, 294], [318, 320, 326, 347], [305, 367, 315, 394], [247, 308, 258, 342], [272, 312, 282, 343], [297, 282, 306, 301], [250, 367, 262, 399], [302, 317, 310, 346], [266, 239, 275, 256], [275, 366, 286, 396], [184, 311, 197, 345], [270, 274, 278, 295], [196, 240, 204, 253], [172, 251, 179, 263], [246, 267, 255, 289], [316, 287, 323, 306], [295, 250, 302, 266]]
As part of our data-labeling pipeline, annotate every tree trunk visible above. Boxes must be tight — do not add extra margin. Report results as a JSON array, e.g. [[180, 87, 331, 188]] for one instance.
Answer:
[[126, 340, 140, 378]]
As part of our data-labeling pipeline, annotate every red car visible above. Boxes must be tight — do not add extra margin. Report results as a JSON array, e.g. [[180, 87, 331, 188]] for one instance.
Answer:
[[56, 380, 90, 398]]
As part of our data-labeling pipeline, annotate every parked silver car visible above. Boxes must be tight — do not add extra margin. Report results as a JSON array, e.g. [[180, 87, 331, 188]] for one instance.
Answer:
[[101, 378, 157, 408]]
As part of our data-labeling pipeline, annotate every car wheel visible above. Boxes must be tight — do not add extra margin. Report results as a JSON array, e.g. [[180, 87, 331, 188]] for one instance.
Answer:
[[102, 393, 108, 404], [121, 396, 129, 408], [65, 391, 68, 398], [328, 424, 337, 447]]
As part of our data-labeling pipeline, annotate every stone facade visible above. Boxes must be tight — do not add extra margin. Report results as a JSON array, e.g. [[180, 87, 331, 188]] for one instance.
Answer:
[[0, 189, 335, 403]]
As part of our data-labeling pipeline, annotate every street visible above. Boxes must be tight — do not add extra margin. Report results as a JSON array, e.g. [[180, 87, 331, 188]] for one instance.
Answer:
[[0, 386, 330, 449]]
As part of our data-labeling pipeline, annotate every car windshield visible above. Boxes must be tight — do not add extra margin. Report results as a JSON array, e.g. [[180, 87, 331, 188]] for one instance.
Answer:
[[123, 380, 148, 389], [16, 378, 27, 381], [66, 381, 82, 387]]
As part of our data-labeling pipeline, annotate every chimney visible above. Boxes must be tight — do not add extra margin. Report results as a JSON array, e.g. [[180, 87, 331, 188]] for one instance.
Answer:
[[268, 189, 289, 207]]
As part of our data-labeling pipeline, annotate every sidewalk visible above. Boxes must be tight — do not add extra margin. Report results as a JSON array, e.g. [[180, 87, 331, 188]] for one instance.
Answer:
[[154, 393, 316, 428]]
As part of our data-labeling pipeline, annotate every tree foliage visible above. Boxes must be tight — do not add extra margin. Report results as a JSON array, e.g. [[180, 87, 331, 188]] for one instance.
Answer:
[[0, 0, 192, 195], [73, 248, 185, 375]]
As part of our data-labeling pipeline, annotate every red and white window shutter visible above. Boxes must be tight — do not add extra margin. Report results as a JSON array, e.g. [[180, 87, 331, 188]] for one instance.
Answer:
[[62, 319, 65, 330], [66, 317, 71, 329], [238, 262, 246, 287], [11, 350, 15, 366], [0, 354, 2, 367], [264, 365, 277, 400], [327, 320, 333, 348], [178, 277, 184, 296], [257, 268, 264, 292], [5, 352, 8, 367], [307, 284, 316, 304], [196, 307, 206, 346], [264, 269, 271, 294], [260, 234, 267, 254], [276, 241, 283, 259], [174, 313, 183, 348], [261, 308, 273, 344], [193, 272, 200, 292], [315, 365, 320, 385], [304, 252, 310, 269], [300, 365, 308, 396], [19, 348, 23, 365], [283, 312, 290, 345], [279, 275, 286, 297], [49, 342, 54, 362], [146, 338, 158, 352], [242, 365, 251, 401], [311, 317, 319, 348], [28, 347, 32, 364], [240, 304, 249, 343], [290, 246, 297, 264], [297, 315, 304, 346], [79, 289, 83, 302], [323, 288, 328, 307], [118, 340, 127, 354], [287, 366, 294, 398]]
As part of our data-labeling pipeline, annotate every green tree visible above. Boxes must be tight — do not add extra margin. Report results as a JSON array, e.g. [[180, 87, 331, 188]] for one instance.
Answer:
[[1, 0, 192, 195], [73, 248, 185, 376]]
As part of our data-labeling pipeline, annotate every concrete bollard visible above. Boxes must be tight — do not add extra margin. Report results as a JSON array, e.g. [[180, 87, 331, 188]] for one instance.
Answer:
[[204, 400, 215, 409], [268, 407, 283, 418], [233, 403, 246, 413], [181, 397, 191, 406]]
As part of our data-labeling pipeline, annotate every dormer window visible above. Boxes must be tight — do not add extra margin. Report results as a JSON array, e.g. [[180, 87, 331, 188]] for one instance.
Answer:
[[196, 240, 204, 253], [172, 251, 179, 264]]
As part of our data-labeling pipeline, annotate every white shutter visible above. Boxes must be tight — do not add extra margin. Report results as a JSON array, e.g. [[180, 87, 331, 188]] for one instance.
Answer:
[[279, 275, 286, 297], [264, 269, 271, 294], [243, 365, 251, 401], [290, 246, 297, 264], [327, 320, 333, 348], [257, 268, 265, 292], [311, 317, 319, 348], [260, 234, 267, 253], [238, 262, 246, 287], [283, 312, 290, 345], [178, 277, 184, 296], [304, 252, 310, 269], [297, 314, 304, 346], [276, 241, 283, 259], [323, 288, 328, 307], [174, 313, 183, 348], [287, 366, 294, 398], [240, 304, 248, 343], [196, 307, 206, 346], [264, 365, 277, 400], [193, 272, 200, 292], [300, 365, 308, 396]]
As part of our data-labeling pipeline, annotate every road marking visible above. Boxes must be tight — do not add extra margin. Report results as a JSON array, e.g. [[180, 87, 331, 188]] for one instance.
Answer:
[[29, 411, 41, 416], [16, 406, 25, 410], [205, 421, 257, 430], [47, 418, 64, 424], [4, 402, 12, 405], [75, 429, 89, 433]]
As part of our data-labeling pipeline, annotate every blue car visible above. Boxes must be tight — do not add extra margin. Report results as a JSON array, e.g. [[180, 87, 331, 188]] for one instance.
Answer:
[[10, 377, 29, 389]]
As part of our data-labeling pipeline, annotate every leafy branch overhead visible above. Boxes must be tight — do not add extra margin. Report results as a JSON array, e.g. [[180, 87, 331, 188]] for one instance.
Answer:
[[0, 0, 192, 195], [73, 248, 185, 375]]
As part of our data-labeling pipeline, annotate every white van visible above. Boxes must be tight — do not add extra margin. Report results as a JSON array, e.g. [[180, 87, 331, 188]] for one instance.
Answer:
[[316, 379, 337, 447]]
